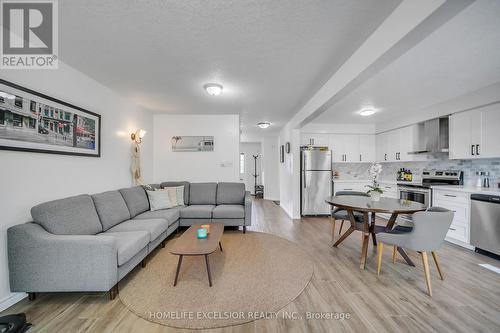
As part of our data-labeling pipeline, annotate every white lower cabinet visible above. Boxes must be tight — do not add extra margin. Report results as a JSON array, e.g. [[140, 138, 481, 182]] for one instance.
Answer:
[[333, 181, 368, 194], [432, 188, 472, 248]]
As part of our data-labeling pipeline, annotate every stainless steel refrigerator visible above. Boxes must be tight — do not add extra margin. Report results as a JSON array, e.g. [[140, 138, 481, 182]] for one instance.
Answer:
[[301, 148, 332, 215]]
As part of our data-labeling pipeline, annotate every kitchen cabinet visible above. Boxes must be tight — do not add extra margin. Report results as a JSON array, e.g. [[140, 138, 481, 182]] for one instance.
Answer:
[[330, 134, 375, 163], [432, 188, 472, 248], [301, 133, 329, 147], [376, 125, 419, 162], [449, 104, 500, 159], [359, 134, 376, 162], [333, 181, 368, 194]]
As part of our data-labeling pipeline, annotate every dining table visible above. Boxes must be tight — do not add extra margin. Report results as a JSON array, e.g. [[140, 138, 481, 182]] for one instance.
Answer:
[[325, 195, 427, 269]]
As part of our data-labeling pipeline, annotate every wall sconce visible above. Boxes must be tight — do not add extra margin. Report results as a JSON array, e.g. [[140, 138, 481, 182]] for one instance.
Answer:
[[131, 129, 146, 144]]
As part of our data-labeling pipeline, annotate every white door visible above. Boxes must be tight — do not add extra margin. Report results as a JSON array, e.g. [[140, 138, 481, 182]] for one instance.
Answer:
[[330, 134, 346, 162], [359, 134, 375, 162], [344, 135, 360, 162], [449, 111, 473, 159], [376, 132, 389, 162], [479, 104, 500, 157], [387, 129, 400, 162], [480, 105, 500, 158]]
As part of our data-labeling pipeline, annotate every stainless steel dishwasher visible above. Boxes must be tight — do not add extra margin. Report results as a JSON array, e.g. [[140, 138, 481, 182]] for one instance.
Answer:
[[470, 194, 500, 257]]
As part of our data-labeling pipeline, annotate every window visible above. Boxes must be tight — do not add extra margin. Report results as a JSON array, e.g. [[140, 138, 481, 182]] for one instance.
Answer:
[[13, 114, 22, 127], [240, 153, 245, 174], [28, 118, 36, 129], [0, 110, 4, 125]]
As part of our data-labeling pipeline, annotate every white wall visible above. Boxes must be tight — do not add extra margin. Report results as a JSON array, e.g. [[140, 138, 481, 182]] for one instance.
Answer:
[[0, 62, 154, 310], [240, 142, 261, 194], [261, 136, 280, 201], [153, 114, 240, 183], [300, 123, 375, 134], [278, 125, 301, 219]]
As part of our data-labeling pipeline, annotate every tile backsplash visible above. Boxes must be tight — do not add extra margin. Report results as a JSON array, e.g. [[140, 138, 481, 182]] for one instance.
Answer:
[[333, 158, 500, 186]]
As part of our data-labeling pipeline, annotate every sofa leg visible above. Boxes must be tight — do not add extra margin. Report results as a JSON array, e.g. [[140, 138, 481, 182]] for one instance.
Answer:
[[161, 240, 166, 248], [243, 226, 246, 234], [109, 284, 119, 300], [141, 259, 146, 268], [28, 292, 36, 301]]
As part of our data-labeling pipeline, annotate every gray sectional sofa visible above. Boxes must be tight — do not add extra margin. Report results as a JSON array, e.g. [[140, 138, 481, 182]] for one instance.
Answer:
[[7, 182, 251, 300]]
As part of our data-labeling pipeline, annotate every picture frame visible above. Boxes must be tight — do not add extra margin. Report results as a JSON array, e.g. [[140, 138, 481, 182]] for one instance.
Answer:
[[285, 142, 290, 153], [280, 145, 284, 163], [0, 79, 101, 157]]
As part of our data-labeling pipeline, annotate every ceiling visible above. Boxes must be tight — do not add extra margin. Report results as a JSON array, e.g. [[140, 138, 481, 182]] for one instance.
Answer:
[[313, 0, 500, 127], [59, 0, 401, 137]]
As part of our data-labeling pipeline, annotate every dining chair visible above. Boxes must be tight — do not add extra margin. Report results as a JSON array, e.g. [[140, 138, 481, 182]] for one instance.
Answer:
[[330, 191, 369, 242], [376, 207, 454, 296]]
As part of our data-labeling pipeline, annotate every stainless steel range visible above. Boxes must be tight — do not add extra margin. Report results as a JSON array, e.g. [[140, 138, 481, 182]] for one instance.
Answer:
[[397, 169, 463, 208]]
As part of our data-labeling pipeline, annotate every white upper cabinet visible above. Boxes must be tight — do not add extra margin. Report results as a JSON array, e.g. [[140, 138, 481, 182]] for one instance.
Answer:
[[479, 104, 500, 158], [376, 131, 389, 162], [449, 105, 500, 159], [359, 134, 375, 162], [329, 134, 374, 163], [300, 133, 329, 147], [375, 125, 420, 162]]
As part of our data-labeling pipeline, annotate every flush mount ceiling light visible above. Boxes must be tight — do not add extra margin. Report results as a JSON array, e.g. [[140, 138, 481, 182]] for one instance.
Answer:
[[257, 122, 271, 129], [359, 107, 376, 116], [204, 83, 223, 96]]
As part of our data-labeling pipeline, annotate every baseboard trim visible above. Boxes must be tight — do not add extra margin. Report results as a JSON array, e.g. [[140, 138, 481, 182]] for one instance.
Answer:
[[0, 292, 27, 312]]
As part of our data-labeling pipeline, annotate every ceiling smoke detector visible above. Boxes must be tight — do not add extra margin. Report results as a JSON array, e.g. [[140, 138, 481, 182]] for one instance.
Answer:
[[204, 83, 223, 96]]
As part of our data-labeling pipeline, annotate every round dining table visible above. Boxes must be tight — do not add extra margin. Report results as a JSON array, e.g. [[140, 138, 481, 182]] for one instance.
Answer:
[[325, 195, 427, 269]]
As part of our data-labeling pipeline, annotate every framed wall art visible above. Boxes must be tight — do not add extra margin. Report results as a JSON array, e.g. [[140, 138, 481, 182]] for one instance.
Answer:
[[0, 79, 101, 157]]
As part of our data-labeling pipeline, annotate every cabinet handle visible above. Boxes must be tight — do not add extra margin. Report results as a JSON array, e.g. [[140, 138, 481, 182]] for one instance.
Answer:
[[311, 138, 314, 145], [344, 188, 353, 190], [360, 154, 362, 162], [385, 186, 392, 189], [449, 228, 456, 231], [444, 194, 457, 198], [471, 144, 475, 156], [476, 144, 480, 156], [384, 153, 387, 161]]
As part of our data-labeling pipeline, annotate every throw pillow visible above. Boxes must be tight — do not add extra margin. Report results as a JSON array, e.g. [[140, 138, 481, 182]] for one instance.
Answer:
[[165, 187, 178, 206], [146, 189, 174, 211], [175, 185, 185, 206]]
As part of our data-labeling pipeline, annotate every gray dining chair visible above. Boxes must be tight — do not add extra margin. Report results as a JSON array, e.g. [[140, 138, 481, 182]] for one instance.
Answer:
[[376, 206, 454, 296], [331, 191, 369, 242]]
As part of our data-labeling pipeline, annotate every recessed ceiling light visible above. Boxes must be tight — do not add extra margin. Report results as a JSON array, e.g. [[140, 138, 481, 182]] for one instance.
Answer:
[[257, 122, 271, 129], [204, 83, 223, 96], [359, 107, 376, 116]]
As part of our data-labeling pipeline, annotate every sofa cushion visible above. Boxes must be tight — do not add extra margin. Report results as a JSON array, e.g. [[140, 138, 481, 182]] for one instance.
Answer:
[[160, 181, 190, 204], [217, 182, 246, 205], [92, 191, 131, 231], [135, 208, 180, 226], [31, 194, 102, 235], [97, 231, 149, 266], [146, 189, 175, 211], [180, 205, 214, 219], [189, 183, 217, 205], [212, 205, 245, 219], [106, 219, 168, 242], [119, 186, 149, 217]]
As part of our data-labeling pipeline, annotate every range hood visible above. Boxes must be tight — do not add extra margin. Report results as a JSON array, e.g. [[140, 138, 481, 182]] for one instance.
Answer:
[[408, 117, 449, 155]]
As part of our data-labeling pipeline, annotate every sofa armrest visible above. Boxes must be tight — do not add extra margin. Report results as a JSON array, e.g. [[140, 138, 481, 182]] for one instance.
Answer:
[[8, 222, 118, 293], [244, 191, 252, 226]]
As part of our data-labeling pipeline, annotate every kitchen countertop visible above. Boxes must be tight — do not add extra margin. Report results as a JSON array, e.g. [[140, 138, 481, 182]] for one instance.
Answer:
[[431, 185, 500, 196], [332, 179, 397, 184]]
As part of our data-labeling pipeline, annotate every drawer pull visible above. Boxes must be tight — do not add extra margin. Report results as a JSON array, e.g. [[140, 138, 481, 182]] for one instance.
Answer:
[[444, 194, 457, 198], [344, 188, 353, 190], [449, 228, 456, 231]]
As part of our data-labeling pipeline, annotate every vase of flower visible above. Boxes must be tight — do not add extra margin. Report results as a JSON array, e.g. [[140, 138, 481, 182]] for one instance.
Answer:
[[366, 163, 383, 201]]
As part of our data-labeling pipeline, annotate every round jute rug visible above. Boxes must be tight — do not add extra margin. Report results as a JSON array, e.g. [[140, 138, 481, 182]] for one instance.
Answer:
[[118, 231, 314, 329]]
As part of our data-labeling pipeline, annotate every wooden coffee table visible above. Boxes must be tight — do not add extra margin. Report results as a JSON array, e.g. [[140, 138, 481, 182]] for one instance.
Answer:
[[170, 223, 224, 287]]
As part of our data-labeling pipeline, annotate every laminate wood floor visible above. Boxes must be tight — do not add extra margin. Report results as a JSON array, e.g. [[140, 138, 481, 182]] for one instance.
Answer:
[[2, 199, 500, 332]]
